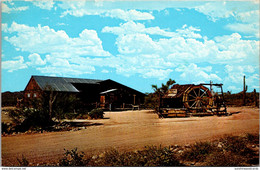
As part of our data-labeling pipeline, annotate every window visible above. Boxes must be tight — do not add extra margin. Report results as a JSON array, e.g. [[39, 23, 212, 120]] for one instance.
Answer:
[[33, 93, 37, 97], [27, 93, 30, 98]]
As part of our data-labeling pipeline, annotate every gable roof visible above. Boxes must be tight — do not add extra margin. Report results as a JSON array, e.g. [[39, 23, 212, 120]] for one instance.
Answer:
[[31, 75, 103, 92], [162, 84, 194, 98], [26, 75, 146, 95]]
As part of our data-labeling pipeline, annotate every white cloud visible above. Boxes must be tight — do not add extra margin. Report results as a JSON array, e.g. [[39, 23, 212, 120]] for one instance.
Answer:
[[193, 2, 259, 37], [176, 25, 202, 39], [4, 22, 110, 56], [175, 64, 222, 83], [2, 56, 27, 72], [227, 86, 241, 92], [37, 54, 96, 76], [103, 9, 154, 21], [114, 30, 259, 66], [2, 2, 29, 13], [223, 65, 259, 92], [3, 22, 111, 76], [37, 65, 95, 76], [142, 69, 173, 80], [101, 69, 110, 73], [102, 21, 202, 39], [31, 0, 54, 10], [194, 2, 235, 22], [247, 74, 259, 89], [102, 21, 173, 37], [236, 10, 259, 24], [27, 53, 46, 66], [102, 21, 258, 81], [225, 23, 259, 38], [59, 1, 154, 21]]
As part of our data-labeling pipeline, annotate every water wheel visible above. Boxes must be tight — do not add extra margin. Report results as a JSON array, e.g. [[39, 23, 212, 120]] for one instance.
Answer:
[[183, 85, 212, 112]]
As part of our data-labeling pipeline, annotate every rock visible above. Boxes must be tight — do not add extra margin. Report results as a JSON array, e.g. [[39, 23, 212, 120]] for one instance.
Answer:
[[174, 144, 179, 148], [92, 155, 98, 159], [190, 162, 196, 166], [99, 153, 105, 158], [252, 145, 256, 148], [178, 150, 183, 154], [173, 148, 179, 152], [218, 143, 223, 148], [184, 144, 190, 148]]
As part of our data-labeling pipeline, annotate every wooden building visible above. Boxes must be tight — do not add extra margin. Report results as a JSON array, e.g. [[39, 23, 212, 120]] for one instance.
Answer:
[[24, 75, 145, 110]]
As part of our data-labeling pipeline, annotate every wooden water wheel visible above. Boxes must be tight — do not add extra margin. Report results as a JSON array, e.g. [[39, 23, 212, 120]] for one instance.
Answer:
[[183, 85, 212, 112]]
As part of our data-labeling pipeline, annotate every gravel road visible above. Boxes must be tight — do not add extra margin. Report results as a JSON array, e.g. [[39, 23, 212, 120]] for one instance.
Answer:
[[2, 107, 259, 166]]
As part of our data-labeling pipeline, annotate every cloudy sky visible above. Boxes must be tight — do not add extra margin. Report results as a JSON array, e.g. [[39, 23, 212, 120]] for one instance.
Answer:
[[1, 0, 259, 93]]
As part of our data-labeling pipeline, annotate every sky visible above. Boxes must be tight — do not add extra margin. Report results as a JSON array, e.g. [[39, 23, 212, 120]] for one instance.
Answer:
[[1, 0, 259, 94]]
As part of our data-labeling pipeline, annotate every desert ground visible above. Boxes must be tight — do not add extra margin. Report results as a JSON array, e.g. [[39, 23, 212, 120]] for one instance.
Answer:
[[1, 106, 259, 166]]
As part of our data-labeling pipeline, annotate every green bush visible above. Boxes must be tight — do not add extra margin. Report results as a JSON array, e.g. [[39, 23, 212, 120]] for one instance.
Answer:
[[204, 151, 247, 166], [1, 122, 11, 133], [9, 108, 51, 132], [219, 136, 253, 156], [17, 155, 29, 166], [64, 112, 78, 120], [245, 133, 259, 144], [93, 146, 182, 166], [59, 148, 88, 166], [88, 108, 104, 119], [181, 142, 216, 161]]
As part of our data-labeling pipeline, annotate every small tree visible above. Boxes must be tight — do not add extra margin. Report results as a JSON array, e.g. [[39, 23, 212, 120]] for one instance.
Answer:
[[145, 78, 176, 112], [88, 108, 104, 119], [9, 86, 79, 131]]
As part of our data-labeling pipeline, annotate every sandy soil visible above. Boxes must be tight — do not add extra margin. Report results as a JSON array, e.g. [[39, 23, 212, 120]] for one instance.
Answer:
[[1, 107, 259, 166]]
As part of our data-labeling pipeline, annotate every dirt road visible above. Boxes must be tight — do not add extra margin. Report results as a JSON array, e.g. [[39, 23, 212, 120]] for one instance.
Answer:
[[2, 107, 259, 166]]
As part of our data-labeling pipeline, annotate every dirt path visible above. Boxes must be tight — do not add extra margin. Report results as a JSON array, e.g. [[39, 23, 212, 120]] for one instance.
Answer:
[[2, 107, 259, 166]]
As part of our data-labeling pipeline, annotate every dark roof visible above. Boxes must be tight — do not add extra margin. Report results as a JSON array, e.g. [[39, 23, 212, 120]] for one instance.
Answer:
[[101, 79, 146, 96], [162, 84, 194, 98], [32, 76, 103, 92]]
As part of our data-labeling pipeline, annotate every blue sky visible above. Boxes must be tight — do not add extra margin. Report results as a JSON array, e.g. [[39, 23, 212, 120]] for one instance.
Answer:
[[1, 0, 259, 93]]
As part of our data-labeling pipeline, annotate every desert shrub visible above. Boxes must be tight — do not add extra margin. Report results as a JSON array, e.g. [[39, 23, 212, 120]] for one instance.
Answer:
[[22, 108, 50, 128], [95, 146, 182, 166], [135, 146, 182, 166], [219, 136, 253, 156], [245, 133, 259, 144], [8, 109, 24, 125], [17, 155, 29, 166], [52, 93, 79, 120], [8, 108, 51, 132], [64, 112, 78, 120], [96, 149, 122, 166], [144, 93, 159, 112], [204, 151, 247, 166], [59, 148, 88, 166], [1, 122, 11, 133], [181, 142, 216, 161], [88, 108, 104, 119]]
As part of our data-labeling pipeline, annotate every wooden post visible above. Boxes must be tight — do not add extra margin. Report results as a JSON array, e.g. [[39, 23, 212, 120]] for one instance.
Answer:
[[158, 93, 161, 111], [133, 94, 136, 105], [253, 89, 258, 107]]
